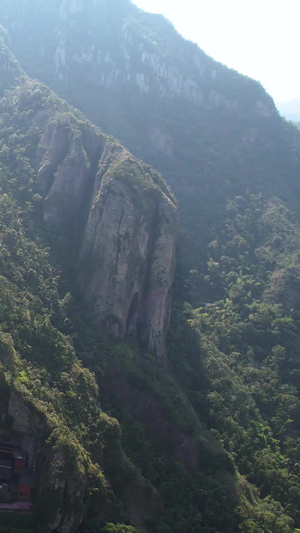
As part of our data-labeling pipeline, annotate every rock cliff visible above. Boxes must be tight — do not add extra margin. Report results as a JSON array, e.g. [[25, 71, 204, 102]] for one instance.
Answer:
[[36, 110, 177, 362], [77, 143, 177, 363], [0, 47, 178, 360]]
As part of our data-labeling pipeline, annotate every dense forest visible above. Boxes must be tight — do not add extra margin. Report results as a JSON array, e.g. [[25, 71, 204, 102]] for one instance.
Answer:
[[1, 1, 300, 532]]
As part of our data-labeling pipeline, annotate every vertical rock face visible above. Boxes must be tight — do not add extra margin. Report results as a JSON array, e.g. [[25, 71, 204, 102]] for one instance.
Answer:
[[77, 143, 177, 363], [34, 106, 177, 361], [0, 42, 178, 361], [37, 116, 105, 226]]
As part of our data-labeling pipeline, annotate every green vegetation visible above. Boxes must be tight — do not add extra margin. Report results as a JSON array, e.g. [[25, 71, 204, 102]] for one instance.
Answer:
[[168, 193, 300, 531], [0, 52, 250, 532], [0, 61, 158, 531], [0, 512, 37, 533], [3, 2, 300, 532]]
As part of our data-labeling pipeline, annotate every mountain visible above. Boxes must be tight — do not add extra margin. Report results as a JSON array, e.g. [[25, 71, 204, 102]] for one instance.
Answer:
[[2, 0, 300, 295], [0, 39, 174, 532], [2, 1, 300, 532], [0, 29, 236, 533], [0, 34, 177, 363]]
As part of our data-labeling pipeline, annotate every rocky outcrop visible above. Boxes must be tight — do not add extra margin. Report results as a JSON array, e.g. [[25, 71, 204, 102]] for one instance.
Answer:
[[34, 105, 177, 362], [0, 39, 178, 358], [37, 115, 105, 226], [77, 143, 177, 364]]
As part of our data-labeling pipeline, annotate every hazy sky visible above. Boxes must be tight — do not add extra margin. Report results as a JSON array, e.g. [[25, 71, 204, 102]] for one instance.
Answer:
[[132, 0, 300, 103]]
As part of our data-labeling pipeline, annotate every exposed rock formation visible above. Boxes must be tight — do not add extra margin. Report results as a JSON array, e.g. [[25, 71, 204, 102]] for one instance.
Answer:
[[0, 36, 178, 359], [0, 37, 178, 361], [77, 143, 177, 363], [34, 99, 177, 362], [37, 115, 105, 226]]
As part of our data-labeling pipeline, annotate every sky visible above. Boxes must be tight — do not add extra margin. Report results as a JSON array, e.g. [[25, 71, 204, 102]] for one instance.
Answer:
[[131, 0, 300, 104]]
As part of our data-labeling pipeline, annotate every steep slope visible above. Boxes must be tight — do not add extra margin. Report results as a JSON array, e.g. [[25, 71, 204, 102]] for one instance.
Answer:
[[0, 39, 243, 533], [0, 40, 173, 532], [0, 39, 177, 362]]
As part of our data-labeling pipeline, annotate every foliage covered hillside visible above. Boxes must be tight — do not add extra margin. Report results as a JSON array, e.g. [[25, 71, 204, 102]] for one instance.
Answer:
[[169, 193, 300, 531], [0, 42, 178, 532], [0, 40, 249, 533], [2, 2, 300, 533], [0, 59, 155, 532]]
